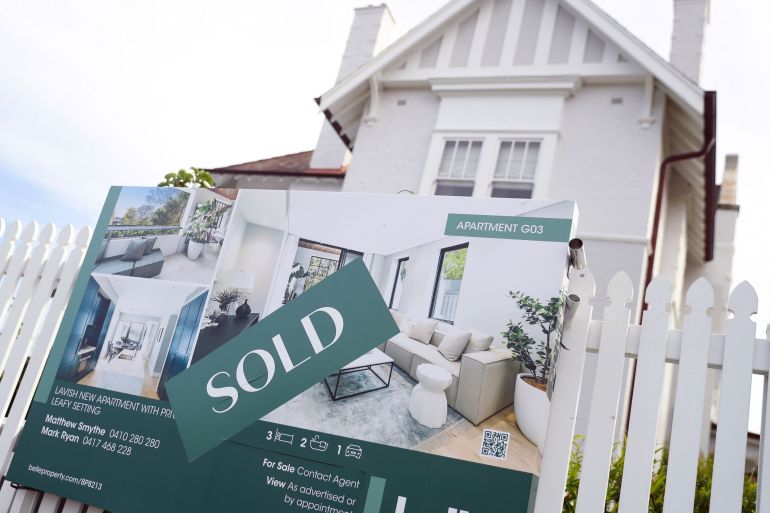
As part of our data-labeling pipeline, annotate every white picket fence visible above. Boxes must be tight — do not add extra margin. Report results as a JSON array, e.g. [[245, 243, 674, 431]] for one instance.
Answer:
[[0, 217, 767, 513]]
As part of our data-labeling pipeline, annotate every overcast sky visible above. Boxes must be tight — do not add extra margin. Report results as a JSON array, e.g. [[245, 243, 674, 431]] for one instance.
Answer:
[[1, 1, 768, 424]]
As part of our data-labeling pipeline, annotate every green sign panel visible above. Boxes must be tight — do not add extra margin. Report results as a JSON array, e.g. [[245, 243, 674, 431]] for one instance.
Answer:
[[167, 259, 399, 461], [445, 213, 573, 242]]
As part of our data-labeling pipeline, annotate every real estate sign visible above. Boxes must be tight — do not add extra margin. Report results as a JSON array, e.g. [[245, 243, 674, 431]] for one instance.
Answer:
[[8, 188, 576, 513]]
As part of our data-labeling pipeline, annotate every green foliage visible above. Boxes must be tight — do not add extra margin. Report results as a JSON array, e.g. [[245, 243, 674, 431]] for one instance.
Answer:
[[442, 247, 467, 280], [563, 437, 757, 513], [212, 289, 245, 311], [158, 167, 215, 188], [501, 291, 563, 384], [104, 228, 180, 239], [110, 188, 189, 229], [184, 199, 230, 243]]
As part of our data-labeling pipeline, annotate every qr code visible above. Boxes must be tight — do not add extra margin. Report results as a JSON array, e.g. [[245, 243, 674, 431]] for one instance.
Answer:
[[480, 429, 510, 460]]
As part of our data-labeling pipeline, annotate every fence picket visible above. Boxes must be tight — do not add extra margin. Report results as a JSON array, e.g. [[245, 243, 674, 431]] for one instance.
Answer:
[[0, 220, 21, 277], [533, 269, 596, 513], [35, 494, 60, 513], [7, 489, 38, 513], [575, 272, 633, 513], [618, 276, 672, 513], [0, 224, 55, 378], [710, 282, 759, 512], [760, 371, 770, 512], [0, 223, 37, 321], [0, 225, 66, 418], [0, 227, 90, 476], [662, 278, 715, 512]]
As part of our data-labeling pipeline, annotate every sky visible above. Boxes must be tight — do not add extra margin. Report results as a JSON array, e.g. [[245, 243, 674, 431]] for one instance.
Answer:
[[1, 1, 769, 422]]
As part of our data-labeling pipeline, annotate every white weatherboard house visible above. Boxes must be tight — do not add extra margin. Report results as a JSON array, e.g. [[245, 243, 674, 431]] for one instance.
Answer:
[[210, 0, 739, 455]]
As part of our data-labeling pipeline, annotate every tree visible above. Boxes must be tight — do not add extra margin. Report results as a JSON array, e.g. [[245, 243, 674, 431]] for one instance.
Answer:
[[442, 247, 467, 280], [501, 291, 563, 384], [121, 207, 139, 226], [158, 167, 214, 188]]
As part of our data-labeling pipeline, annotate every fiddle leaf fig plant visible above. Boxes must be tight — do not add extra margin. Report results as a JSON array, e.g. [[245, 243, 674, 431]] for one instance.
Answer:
[[501, 291, 564, 384]]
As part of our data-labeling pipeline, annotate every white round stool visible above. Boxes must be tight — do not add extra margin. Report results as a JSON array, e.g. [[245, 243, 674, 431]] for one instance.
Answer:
[[409, 363, 453, 428]]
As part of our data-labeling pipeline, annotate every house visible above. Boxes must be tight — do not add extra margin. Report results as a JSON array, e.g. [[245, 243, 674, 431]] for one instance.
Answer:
[[207, 0, 739, 452]]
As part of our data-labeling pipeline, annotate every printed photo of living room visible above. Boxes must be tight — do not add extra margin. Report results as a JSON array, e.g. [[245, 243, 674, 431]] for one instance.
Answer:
[[221, 190, 574, 475], [92, 187, 237, 284], [56, 273, 209, 401]]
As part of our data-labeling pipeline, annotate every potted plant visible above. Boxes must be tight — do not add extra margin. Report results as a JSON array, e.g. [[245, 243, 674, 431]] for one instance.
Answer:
[[183, 199, 230, 260], [501, 291, 564, 453], [283, 263, 307, 304], [212, 288, 245, 320]]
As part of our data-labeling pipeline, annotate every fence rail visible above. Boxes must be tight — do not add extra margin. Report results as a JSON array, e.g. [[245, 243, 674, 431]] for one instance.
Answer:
[[0, 217, 767, 513]]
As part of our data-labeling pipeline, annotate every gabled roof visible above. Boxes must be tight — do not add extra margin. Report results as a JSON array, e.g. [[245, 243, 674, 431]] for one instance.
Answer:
[[207, 151, 346, 178], [318, 0, 703, 120]]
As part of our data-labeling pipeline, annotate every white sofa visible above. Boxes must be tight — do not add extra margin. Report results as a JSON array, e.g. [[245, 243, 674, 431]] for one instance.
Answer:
[[379, 326, 518, 425]]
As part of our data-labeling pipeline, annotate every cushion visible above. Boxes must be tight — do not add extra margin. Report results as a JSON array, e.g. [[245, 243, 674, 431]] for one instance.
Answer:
[[390, 309, 404, 325], [437, 329, 471, 361], [408, 319, 438, 344], [143, 236, 158, 255], [465, 330, 494, 353], [388, 333, 461, 377], [121, 239, 149, 262]]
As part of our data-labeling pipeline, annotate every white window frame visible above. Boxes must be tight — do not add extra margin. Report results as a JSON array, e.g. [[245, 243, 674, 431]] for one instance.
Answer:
[[419, 131, 556, 199]]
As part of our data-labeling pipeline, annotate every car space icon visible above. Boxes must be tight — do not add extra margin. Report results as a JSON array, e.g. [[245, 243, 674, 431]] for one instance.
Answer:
[[344, 444, 363, 459]]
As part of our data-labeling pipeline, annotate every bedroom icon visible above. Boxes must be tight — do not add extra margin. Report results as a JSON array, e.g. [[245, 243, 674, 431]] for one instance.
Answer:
[[275, 430, 294, 445], [309, 435, 328, 452]]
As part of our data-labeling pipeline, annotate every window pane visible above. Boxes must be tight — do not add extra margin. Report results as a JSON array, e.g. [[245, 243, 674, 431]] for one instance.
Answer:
[[431, 246, 468, 323], [510, 141, 527, 179], [438, 141, 455, 177], [522, 141, 540, 179], [435, 180, 474, 197], [465, 141, 482, 178], [390, 258, 409, 309], [451, 141, 469, 178], [495, 141, 512, 178], [491, 182, 534, 199]]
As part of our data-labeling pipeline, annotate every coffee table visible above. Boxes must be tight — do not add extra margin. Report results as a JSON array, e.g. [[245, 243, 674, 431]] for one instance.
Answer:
[[324, 348, 394, 401]]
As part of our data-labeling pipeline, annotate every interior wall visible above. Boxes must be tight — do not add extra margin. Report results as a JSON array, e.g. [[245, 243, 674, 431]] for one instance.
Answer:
[[233, 223, 285, 316], [381, 236, 568, 344]]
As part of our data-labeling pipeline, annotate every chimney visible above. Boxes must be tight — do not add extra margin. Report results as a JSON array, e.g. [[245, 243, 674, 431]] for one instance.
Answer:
[[670, 0, 710, 83], [718, 154, 738, 206], [309, 5, 395, 170]]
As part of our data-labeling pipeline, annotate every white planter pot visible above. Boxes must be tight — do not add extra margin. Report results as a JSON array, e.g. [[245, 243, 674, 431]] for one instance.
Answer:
[[514, 373, 550, 454], [187, 240, 204, 260]]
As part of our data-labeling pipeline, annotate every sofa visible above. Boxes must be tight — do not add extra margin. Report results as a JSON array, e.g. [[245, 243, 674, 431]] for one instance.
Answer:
[[379, 315, 518, 425], [93, 239, 165, 278]]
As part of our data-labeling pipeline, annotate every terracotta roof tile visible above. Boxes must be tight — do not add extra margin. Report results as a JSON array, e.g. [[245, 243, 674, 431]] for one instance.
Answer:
[[207, 150, 345, 177]]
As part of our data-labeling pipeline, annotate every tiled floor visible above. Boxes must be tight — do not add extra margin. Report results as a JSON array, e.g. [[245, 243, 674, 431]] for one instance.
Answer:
[[155, 247, 220, 284]]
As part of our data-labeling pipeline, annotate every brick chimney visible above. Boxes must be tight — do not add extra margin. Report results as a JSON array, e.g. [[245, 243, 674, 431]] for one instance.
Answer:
[[670, 0, 710, 83], [310, 5, 395, 170]]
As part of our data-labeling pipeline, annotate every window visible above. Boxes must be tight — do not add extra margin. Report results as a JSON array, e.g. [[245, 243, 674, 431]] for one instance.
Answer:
[[429, 244, 468, 323], [438, 140, 483, 179], [107, 187, 191, 239], [435, 180, 474, 197], [491, 140, 540, 199], [434, 139, 482, 197], [389, 257, 409, 309], [284, 240, 363, 304]]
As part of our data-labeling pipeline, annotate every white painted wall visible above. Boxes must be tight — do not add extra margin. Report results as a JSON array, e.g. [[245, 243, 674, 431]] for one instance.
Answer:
[[377, 235, 569, 344], [342, 89, 440, 193]]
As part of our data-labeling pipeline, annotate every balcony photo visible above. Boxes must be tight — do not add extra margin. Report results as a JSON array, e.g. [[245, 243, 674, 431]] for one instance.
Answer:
[[92, 186, 237, 285]]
